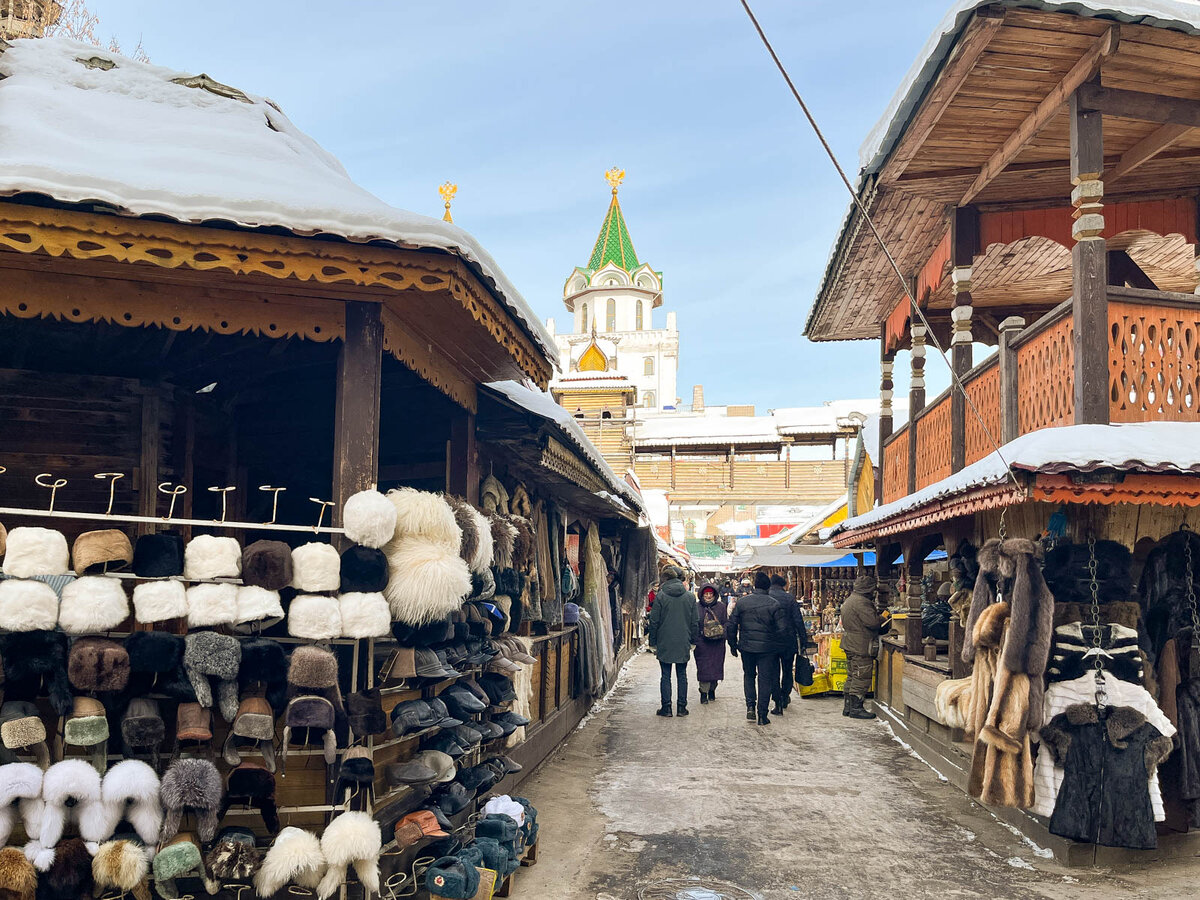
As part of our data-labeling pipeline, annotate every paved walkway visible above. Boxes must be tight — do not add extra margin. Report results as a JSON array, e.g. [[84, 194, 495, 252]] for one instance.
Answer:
[[515, 648, 1200, 900]]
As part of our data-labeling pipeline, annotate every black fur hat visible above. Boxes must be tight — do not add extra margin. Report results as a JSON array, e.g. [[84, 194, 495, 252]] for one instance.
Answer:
[[0, 631, 71, 717], [123, 631, 195, 702], [340, 546, 388, 593], [40, 838, 94, 900], [131, 532, 185, 578], [237, 638, 288, 714], [242, 541, 294, 591], [347, 689, 387, 739], [218, 764, 279, 834]]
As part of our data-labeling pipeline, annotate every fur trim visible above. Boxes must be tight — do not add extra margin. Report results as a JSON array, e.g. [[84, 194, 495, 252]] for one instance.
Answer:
[[68, 637, 130, 692], [510, 515, 535, 570], [444, 496, 479, 567], [489, 515, 516, 569], [186, 583, 239, 627], [385, 488, 461, 552], [72, 530, 132, 576], [254, 827, 325, 896], [184, 535, 242, 581], [288, 646, 339, 690], [287, 594, 342, 641], [933, 677, 972, 731], [0, 847, 36, 900], [183, 632, 242, 722], [468, 507, 494, 574], [100, 760, 162, 846], [383, 538, 471, 626], [972, 600, 1010, 651], [290, 543, 341, 592], [235, 586, 284, 625], [315, 812, 380, 900], [337, 593, 389, 638], [92, 840, 148, 894], [0, 763, 43, 848], [0, 580, 58, 631], [206, 837, 262, 886], [37, 760, 107, 855], [39, 837, 93, 900], [238, 639, 288, 714], [343, 491, 397, 550], [131, 580, 187, 624], [241, 541, 293, 591], [1, 712, 46, 751], [1, 528, 69, 578], [58, 576, 129, 634], [159, 759, 223, 843]]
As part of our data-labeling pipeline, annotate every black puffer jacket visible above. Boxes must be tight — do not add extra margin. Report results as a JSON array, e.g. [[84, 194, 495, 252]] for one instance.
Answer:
[[726, 589, 786, 655], [768, 586, 807, 652]]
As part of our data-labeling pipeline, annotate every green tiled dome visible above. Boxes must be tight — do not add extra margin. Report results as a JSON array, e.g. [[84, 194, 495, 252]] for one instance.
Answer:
[[587, 193, 639, 271]]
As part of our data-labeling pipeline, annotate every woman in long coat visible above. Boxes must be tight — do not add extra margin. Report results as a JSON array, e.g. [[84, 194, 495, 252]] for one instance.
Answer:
[[694, 582, 728, 703]]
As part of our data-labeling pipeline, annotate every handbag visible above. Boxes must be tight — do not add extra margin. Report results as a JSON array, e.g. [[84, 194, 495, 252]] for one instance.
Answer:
[[701, 608, 724, 640], [795, 653, 814, 687]]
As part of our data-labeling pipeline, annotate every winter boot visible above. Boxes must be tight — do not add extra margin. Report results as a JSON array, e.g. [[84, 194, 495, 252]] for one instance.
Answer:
[[757, 710, 771, 726], [677, 704, 689, 717], [700, 691, 709, 704], [846, 697, 876, 720], [710, 685, 716, 700], [771, 700, 784, 716], [842, 694, 852, 717], [746, 702, 755, 721], [656, 705, 673, 718]]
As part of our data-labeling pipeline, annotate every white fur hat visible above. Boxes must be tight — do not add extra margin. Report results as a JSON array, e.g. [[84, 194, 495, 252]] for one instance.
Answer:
[[0, 762, 44, 848], [0, 579, 58, 631], [315, 812, 380, 900], [59, 576, 129, 634], [132, 580, 187, 623], [235, 586, 284, 626], [288, 594, 342, 641], [254, 826, 326, 897], [386, 488, 461, 552], [343, 490, 397, 550], [184, 535, 242, 580], [186, 583, 239, 628], [384, 537, 471, 626], [291, 543, 341, 592], [2, 527, 69, 577], [337, 593, 389, 638], [99, 760, 163, 846], [30, 759, 108, 870], [468, 506, 494, 574]]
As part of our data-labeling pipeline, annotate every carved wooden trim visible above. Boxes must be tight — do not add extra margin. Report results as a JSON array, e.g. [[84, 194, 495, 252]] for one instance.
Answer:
[[380, 307, 478, 413], [540, 436, 607, 495]]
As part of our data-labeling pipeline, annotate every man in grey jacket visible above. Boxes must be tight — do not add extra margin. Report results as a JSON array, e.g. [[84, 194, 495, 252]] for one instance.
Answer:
[[840, 574, 891, 720]]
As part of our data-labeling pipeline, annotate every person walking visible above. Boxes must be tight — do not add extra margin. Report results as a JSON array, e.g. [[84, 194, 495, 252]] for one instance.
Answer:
[[726, 571, 787, 726], [694, 582, 727, 704], [648, 565, 699, 718], [768, 574, 807, 716], [840, 574, 891, 720]]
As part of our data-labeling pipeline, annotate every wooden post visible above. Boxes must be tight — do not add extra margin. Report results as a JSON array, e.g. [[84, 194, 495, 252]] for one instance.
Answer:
[[728, 445, 735, 490], [905, 552, 924, 656], [950, 206, 979, 473], [908, 319, 927, 496], [1070, 81, 1110, 424], [670, 444, 677, 490], [137, 387, 161, 535], [998, 316, 1026, 444], [333, 301, 383, 527], [878, 324, 895, 503], [447, 410, 479, 504]]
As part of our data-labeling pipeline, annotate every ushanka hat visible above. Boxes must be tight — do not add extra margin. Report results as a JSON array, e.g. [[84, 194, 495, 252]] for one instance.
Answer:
[[174, 703, 212, 744], [0, 847, 36, 900], [58, 576, 129, 634], [425, 855, 479, 899], [72, 529, 132, 576], [124, 631, 194, 700], [281, 696, 336, 771], [0, 702, 49, 769], [37, 837, 94, 900], [131, 531, 185, 578], [234, 586, 284, 629], [253, 827, 326, 898], [184, 535, 241, 580], [183, 632, 242, 722], [347, 688, 386, 739], [287, 646, 345, 714], [334, 746, 374, 807], [131, 580, 187, 624], [120, 698, 165, 765], [159, 758, 223, 843], [2, 527, 69, 577], [0, 579, 59, 632], [205, 826, 262, 891], [287, 594, 342, 641], [221, 697, 276, 772], [186, 582, 238, 627], [99, 759, 163, 847], [342, 490, 397, 550], [339, 546, 388, 594], [337, 592, 389, 638], [290, 543, 340, 592], [63, 696, 110, 772], [218, 764, 279, 834], [315, 812, 381, 900], [0, 631, 71, 716], [153, 834, 205, 900], [238, 638, 288, 714], [68, 636, 130, 692], [92, 839, 152, 900], [0, 763, 43, 847], [31, 760, 107, 870]]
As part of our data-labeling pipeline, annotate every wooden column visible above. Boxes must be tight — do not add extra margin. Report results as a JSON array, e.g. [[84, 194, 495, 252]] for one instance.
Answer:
[[1070, 81, 1110, 424], [905, 552, 924, 656], [878, 324, 895, 504], [950, 206, 979, 473], [670, 444, 677, 490], [728, 445, 735, 489], [137, 386, 162, 534], [332, 301, 383, 526], [447, 410, 479, 505], [998, 316, 1026, 444], [907, 320, 927, 496]]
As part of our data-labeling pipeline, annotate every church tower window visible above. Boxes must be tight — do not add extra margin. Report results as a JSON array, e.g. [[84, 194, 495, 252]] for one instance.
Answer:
[[644, 357, 654, 375], [605, 298, 616, 332], [636, 301, 644, 330], [580, 302, 588, 330], [644, 391, 656, 408]]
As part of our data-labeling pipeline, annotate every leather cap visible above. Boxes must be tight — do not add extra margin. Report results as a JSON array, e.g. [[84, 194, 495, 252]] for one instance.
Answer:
[[385, 759, 439, 787]]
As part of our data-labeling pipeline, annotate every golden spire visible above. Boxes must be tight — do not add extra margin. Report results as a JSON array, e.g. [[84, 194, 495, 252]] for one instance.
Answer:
[[438, 181, 457, 223], [605, 166, 625, 195]]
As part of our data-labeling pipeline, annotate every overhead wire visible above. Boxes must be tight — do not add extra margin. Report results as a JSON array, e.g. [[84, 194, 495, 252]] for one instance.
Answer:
[[737, 0, 1023, 494]]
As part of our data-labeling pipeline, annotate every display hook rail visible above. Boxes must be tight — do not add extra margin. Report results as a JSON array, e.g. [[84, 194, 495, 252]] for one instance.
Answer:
[[0, 505, 346, 535]]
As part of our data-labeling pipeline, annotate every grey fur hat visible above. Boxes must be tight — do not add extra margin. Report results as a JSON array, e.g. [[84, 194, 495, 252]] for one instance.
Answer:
[[183, 632, 242, 722], [159, 758, 224, 844]]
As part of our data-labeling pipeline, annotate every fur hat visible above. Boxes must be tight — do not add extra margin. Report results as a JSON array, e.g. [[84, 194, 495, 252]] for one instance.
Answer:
[[0, 632, 71, 717], [186, 582, 238, 628], [444, 496, 479, 567], [241, 541, 293, 591], [337, 592, 389, 638], [287, 594, 342, 641], [386, 488, 461, 552], [68, 637, 130, 693], [131, 532, 184, 578], [384, 538, 471, 626], [347, 689, 386, 739], [0, 580, 58, 632], [339, 546, 388, 594], [0, 763, 43, 847], [288, 645, 339, 691], [37, 837, 93, 900], [72, 530, 132, 576], [131, 580, 187, 624], [489, 515, 517, 569], [174, 703, 212, 743], [92, 840, 150, 900], [0, 702, 48, 768], [98, 760, 162, 846], [290, 543, 340, 593], [183, 632, 242, 722], [480, 475, 508, 515], [184, 535, 241, 581], [0, 846, 36, 900], [32, 760, 107, 870], [159, 759, 223, 844], [238, 639, 288, 714], [333, 747, 374, 808], [2, 528, 69, 578], [63, 697, 109, 772], [119, 699, 165, 765], [315, 812, 380, 900], [281, 697, 337, 771], [218, 765, 279, 835], [124, 632, 194, 702], [152, 835, 203, 900], [58, 577, 129, 634], [510, 515, 535, 570], [204, 827, 262, 893], [253, 827, 325, 897], [222, 698, 276, 773], [235, 586, 284, 628], [467, 507, 494, 574], [343, 490, 397, 550]]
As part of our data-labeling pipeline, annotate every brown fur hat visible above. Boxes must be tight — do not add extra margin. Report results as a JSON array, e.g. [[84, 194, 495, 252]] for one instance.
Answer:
[[72, 530, 133, 576], [205, 826, 263, 889], [68, 637, 130, 693], [92, 840, 150, 900], [241, 541, 294, 591], [0, 847, 36, 900], [41, 838, 93, 900]]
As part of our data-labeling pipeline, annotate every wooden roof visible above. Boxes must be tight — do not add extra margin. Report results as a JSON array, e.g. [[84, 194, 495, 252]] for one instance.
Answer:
[[808, 6, 1200, 342]]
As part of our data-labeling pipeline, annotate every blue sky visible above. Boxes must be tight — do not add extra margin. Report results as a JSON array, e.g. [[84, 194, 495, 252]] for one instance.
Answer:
[[89, 0, 955, 409]]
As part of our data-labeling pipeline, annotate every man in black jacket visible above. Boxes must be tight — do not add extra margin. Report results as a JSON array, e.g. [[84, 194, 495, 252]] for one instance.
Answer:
[[768, 574, 807, 716], [726, 571, 788, 726]]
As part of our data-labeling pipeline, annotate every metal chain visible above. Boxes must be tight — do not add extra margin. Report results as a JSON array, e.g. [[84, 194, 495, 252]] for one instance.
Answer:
[[1185, 527, 1200, 636], [1087, 536, 1107, 709]]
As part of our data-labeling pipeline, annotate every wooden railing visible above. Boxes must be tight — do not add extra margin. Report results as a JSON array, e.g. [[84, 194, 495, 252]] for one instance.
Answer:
[[1108, 287, 1200, 422], [633, 457, 847, 503], [963, 355, 1000, 465], [914, 389, 953, 489], [1013, 301, 1074, 433], [881, 428, 909, 505]]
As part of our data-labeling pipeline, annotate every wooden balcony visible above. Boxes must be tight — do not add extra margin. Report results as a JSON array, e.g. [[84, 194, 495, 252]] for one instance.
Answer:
[[880, 287, 1200, 504]]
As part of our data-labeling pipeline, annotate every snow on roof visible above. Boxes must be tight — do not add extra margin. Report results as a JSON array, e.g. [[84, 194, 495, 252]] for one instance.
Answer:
[[0, 37, 555, 363], [832, 422, 1200, 535], [482, 380, 645, 515]]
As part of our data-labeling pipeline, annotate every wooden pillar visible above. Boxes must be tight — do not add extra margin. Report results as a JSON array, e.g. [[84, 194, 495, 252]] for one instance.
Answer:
[[998, 316, 1026, 444], [447, 411, 479, 505], [878, 324, 895, 503], [728, 445, 735, 489], [1070, 81, 1110, 424], [907, 319, 927, 496], [905, 551, 924, 656], [137, 386, 162, 534], [332, 301, 383, 527], [950, 206, 979, 472], [670, 444, 677, 490]]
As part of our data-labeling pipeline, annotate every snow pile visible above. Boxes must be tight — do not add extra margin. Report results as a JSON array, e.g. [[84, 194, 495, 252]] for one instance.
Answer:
[[0, 37, 554, 360]]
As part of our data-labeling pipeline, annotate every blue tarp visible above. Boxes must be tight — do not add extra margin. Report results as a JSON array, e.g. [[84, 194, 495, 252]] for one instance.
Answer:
[[891, 549, 948, 564], [814, 551, 876, 568]]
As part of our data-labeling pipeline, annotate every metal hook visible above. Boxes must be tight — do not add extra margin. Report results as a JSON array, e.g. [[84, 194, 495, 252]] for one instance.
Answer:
[[158, 483, 188, 520], [309, 497, 334, 532], [228, 885, 253, 900], [998, 506, 1009, 540], [35, 473, 68, 512], [259, 485, 286, 524], [286, 888, 314, 897], [94, 472, 125, 516], [208, 486, 236, 523], [0, 465, 6, 475]]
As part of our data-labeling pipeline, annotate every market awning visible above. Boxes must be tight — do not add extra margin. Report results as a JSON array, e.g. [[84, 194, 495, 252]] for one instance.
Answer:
[[731, 543, 862, 571]]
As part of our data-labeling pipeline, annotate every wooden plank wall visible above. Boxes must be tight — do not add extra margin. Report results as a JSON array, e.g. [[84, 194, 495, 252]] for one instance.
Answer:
[[633, 458, 847, 503]]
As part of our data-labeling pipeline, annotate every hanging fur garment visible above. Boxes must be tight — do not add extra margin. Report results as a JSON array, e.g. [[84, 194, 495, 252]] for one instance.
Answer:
[[582, 524, 615, 685], [443, 495, 480, 568], [489, 515, 516, 570], [505, 637, 535, 749], [535, 502, 555, 607]]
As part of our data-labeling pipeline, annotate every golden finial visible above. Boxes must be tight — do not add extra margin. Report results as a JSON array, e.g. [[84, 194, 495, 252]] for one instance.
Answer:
[[605, 167, 625, 195], [439, 181, 457, 223]]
